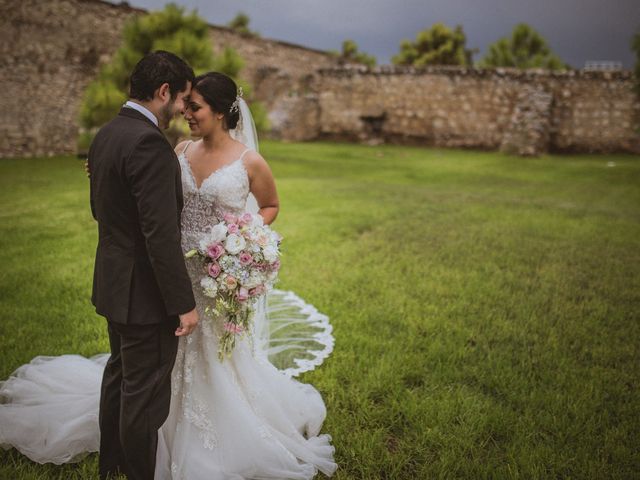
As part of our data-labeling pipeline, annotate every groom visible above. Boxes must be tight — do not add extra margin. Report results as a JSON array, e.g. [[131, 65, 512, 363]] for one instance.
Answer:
[[89, 51, 199, 480]]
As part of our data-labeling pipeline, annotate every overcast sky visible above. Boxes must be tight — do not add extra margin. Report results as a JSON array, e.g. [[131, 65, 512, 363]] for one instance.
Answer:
[[124, 0, 639, 68]]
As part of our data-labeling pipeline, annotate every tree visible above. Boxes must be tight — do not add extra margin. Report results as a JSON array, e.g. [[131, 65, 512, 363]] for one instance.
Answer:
[[332, 40, 376, 68], [78, 4, 214, 149], [478, 23, 567, 70], [392, 23, 474, 67], [78, 4, 267, 151], [632, 29, 640, 95], [227, 12, 258, 36]]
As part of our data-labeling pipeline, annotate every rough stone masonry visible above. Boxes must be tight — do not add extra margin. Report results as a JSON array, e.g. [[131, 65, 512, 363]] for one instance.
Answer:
[[1, 0, 638, 158]]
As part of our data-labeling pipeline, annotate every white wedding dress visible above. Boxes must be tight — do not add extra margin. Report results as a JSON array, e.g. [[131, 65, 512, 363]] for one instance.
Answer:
[[0, 147, 336, 479]]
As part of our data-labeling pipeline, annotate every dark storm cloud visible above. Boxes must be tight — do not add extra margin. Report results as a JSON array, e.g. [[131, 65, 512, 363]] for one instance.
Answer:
[[125, 0, 639, 68]]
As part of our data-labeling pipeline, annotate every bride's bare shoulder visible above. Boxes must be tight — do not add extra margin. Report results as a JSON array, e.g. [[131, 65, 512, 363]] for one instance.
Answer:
[[242, 149, 268, 166], [242, 150, 272, 176]]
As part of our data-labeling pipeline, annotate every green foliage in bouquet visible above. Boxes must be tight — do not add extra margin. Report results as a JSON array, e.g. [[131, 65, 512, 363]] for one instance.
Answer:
[[478, 23, 568, 70], [392, 23, 474, 67], [207, 297, 254, 361]]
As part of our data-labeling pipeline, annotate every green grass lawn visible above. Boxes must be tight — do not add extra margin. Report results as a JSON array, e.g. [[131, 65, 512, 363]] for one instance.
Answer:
[[1, 141, 639, 479]]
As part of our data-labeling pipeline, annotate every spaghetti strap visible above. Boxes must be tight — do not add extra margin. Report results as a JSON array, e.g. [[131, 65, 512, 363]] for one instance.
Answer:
[[239, 148, 251, 161], [181, 140, 193, 155]]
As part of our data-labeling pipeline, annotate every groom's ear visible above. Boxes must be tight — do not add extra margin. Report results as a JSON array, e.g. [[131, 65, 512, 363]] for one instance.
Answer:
[[157, 82, 171, 102]]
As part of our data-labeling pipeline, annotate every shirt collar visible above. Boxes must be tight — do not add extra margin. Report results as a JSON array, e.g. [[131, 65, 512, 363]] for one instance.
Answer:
[[124, 100, 159, 127]]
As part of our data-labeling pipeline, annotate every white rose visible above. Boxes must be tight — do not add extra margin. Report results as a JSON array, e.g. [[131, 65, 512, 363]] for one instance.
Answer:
[[262, 245, 279, 263], [198, 223, 228, 251], [224, 234, 246, 255], [245, 226, 259, 240], [210, 223, 228, 242], [200, 277, 218, 298], [244, 270, 263, 289], [251, 214, 264, 227], [269, 231, 281, 244]]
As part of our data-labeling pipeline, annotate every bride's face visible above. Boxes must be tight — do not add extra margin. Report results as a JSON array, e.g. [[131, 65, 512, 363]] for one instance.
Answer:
[[184, 89, 222, 136]]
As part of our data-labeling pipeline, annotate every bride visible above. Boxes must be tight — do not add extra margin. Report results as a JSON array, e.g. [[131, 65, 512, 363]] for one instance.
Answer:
[[0, 72, 337, 479]]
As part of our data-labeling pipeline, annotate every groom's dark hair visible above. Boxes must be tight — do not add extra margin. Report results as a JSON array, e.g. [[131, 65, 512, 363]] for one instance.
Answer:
[[129, 50, 194, 101]]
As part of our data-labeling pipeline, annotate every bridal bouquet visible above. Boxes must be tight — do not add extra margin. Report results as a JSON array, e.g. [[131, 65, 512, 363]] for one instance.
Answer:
[[185, 212, 282, 360]]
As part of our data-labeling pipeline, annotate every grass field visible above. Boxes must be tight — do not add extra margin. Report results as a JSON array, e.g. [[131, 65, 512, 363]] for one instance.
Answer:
[[1, 141, 639, 479]]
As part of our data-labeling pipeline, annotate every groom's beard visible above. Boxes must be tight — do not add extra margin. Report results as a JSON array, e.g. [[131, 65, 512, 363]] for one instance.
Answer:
[[158, 100, 176, 129]]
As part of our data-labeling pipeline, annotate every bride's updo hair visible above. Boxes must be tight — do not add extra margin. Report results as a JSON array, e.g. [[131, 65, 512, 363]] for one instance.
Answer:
[[192, 72, 240, 130]]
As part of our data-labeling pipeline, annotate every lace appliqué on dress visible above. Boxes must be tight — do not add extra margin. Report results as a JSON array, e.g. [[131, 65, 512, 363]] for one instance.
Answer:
[[178, 152, 250, 254], [174, 150, 251, 453], [182, 393, 218, 450]]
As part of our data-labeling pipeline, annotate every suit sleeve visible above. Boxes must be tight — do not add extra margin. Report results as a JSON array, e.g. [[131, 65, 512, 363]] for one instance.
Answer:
[[88, 144, 97, 221], [127, 134, 196, 316]]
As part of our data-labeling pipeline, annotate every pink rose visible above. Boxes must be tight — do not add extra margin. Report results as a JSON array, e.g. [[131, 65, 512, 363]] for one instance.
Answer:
[[206, 243, 225, 260], [249, 285, 265, 297], [271, 259, 281, 271], [237, 287, 249, 302], [238, 212, 253, 227], [207, 262, 221, 278], [227, 223, 239, 234], [239, 252, 253, 266], [223, 212, 238, 224], [224, 275, 237, 290]]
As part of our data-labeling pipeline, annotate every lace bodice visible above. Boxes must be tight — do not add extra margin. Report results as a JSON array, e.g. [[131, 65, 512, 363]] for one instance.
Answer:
[[178, 147, 250, 253]]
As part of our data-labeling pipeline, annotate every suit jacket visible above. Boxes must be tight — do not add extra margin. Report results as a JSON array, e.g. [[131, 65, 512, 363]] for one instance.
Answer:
[[89, 107, 195, 325]]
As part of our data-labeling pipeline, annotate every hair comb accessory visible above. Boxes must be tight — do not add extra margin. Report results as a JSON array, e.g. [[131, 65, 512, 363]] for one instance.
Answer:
[[229, 86, 244, 114]]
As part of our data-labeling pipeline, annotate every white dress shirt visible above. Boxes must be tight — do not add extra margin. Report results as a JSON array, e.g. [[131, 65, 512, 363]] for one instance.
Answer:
[[124, 100, 159, 127]]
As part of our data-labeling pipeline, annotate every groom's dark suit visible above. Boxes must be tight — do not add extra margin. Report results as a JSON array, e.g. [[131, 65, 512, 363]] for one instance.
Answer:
[[89, 106, 195, 480]]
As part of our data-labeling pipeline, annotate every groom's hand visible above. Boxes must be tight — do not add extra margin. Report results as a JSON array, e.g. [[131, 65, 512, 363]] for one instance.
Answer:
[[176, 308, 199, 336]]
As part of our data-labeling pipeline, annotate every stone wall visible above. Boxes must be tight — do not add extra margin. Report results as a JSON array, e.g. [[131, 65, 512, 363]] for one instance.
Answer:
[[206, 28, 335, 89], [1, 0, 638, 158], [0, 0, 336, 158], [0, 0, 136, 157], [260, 66, 640, 155]]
